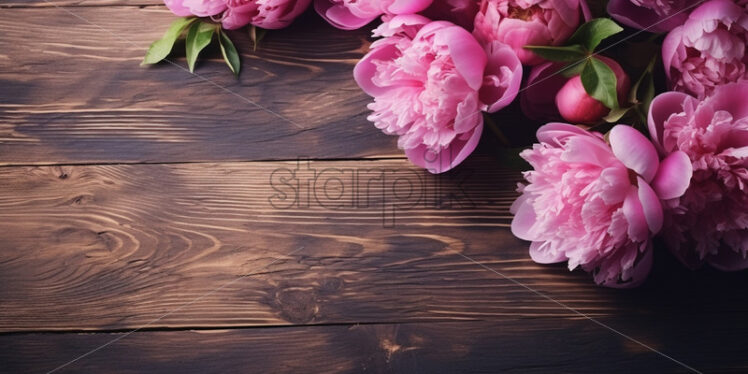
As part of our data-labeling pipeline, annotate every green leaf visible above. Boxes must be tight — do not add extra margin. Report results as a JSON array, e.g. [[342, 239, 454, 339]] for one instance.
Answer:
[[142, 17, 196, 65], [561, 59, 588, 77], [219, 30, 240, 76], [629, 55, 657, 111], [603, 107, 630, 123], [581, 57, 619, 109], [185, 21, 216, 73], [567, 18, 624, 52], [523, 45, 587, 62]]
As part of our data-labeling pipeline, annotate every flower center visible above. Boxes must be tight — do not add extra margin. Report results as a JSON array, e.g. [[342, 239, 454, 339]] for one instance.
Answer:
[[507, 5, 542, 21]]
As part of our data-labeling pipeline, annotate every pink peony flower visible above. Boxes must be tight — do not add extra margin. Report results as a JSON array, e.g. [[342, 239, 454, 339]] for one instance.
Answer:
[[421, 0, 480, 29], [354, 15, 523, 173], [662, 0, 748, 98], [520, 56, 630, 123], [607, 0, 701, 32], [163, 0, 311, 29], [222, 0, 312, 29], [511, 123, 692, 287], [473, 0, 588, 65], [648, 82, 748, 271], [314, 0, 433, 30], [164, 0, 228, 17]]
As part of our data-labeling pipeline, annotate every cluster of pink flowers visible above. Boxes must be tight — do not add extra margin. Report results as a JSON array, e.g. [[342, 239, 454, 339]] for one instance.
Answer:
[[164, 0, 312, 29], [158, 0, 747, 286], [510, 0, 747, 287]]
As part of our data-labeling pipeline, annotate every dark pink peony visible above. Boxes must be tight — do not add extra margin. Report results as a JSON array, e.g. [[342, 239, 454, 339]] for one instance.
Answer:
[[165, 0, 227, 17], [607, 0, 702, 32], [354, 15, 523, 173], [421, 0, 480, 29], [314, 0, 433, 30], [222, 0, 312, 29], [473, 0, 588, 65], [163, 0, 311, 29], [648, 82, 748, 271], [662, 0, 748, 98], [512, 123, 692, 287]]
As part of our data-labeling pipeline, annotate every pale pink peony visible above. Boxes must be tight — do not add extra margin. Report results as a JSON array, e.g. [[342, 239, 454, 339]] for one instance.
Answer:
[[315, 0, 433, 30], [222, 0, 312, 29], [648, 82, 748, 271], [473, 0, 588, 65], [607, 0, 702, 32], [662, 0, 748, 98], [421, 0, 480, 29], [164, 0, 227, 17], [354, 15, 523, 173], [163, 0, 311, 29], [512, 123, 692, 287]]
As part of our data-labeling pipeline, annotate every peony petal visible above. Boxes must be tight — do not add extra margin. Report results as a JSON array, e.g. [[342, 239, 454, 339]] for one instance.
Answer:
[[661, 26, 683, 79], [688, 0, 743, 24], [353, 43, 400, 97], [607, 0, 688, 32], [706, 82, 748, 120], [315, 0, 376, 30], [481, 41, 523, 113], [560, 135, 617, 167], [636, 177, 663, 234], [648, 91, 692, 154], [611, 244, 653, 289], [163, 0, 194, 16], [609, 125, 660, 182], [437, 26, 487, 91], [387, 0, 433, 14], [536, 122, 593, 144], [529, 241, 566, 264], [622, 186, 649, 242], [404, 123, 483, 174], [651, 151, 693, 200], [708, 248, 748, 272], [511, 197, 537, 241]]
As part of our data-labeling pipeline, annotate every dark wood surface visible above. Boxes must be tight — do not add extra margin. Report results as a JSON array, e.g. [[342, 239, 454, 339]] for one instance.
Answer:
[[0, 2, 746, 374]]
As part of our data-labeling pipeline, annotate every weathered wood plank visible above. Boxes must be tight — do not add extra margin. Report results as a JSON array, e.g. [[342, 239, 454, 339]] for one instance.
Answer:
[[0, 7, 400, 164], [1, 157, 747, 333], [2, 0, 159, 8], [3, 318, 745, 373]]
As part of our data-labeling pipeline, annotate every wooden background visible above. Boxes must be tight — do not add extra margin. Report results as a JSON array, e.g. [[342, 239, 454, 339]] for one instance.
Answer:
[[1, 1, 747, 373]]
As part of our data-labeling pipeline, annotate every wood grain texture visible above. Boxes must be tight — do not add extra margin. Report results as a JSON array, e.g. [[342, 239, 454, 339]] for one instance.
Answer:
[[0, 7, 401, 165], [4, 318, 748, 373], [1, 157, 748, 334], [2, 0, 160, 8]]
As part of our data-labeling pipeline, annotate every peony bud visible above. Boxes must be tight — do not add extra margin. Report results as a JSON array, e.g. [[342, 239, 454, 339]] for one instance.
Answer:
[[555, 56, 630, 124]]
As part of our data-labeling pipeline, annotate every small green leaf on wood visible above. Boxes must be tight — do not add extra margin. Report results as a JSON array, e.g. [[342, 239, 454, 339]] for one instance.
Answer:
[[567, 18, 624, 52], [523, 44, 587, 62], [219, 30, 240, 76], [185, 21, 217, 73], [581, 57, 619, 110], [142, 17, 196, 65]]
